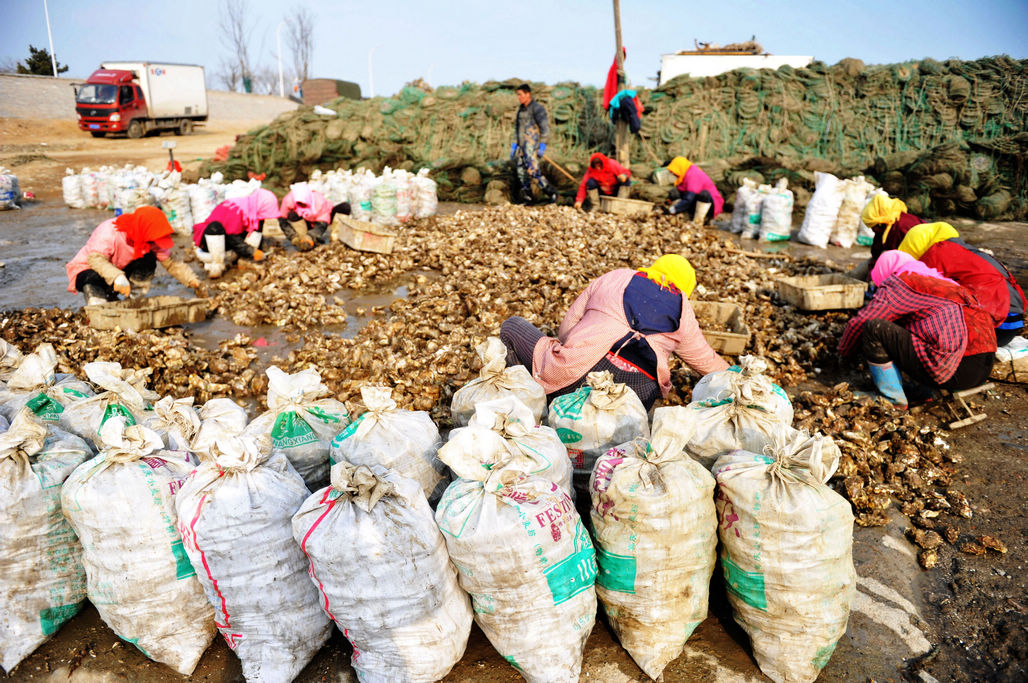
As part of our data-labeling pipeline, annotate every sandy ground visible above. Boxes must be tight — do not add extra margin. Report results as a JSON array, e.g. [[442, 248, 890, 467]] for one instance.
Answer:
[[0, 119, 1026, 682]]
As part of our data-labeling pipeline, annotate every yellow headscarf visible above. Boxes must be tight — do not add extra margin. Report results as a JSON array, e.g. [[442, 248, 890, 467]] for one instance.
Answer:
[[861, 194, 908, 241], [666, 157, 693, 186], [897, 222, 960, 259], [638, 254, 696, 297]]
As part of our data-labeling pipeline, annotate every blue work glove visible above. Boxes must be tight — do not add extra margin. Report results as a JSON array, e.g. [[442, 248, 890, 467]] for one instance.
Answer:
[[510, 143, 518, 159], [538, 142, 547, 156]]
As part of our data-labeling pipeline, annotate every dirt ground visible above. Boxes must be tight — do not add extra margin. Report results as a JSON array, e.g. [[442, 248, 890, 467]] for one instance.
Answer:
[[1, 119, 1026, 682]]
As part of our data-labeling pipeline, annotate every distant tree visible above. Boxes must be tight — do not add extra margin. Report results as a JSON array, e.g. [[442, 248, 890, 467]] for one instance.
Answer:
[[216, 57, 241, 92], [0, 56, 19, 74], [285, 6, 314, 84], [15, 45, 68, 76], [219, 0, 255, 92]]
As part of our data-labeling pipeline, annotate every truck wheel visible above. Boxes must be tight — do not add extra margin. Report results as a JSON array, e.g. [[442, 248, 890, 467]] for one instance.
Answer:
[[176, 120, 193, 136], [89, 131, 106, 138], [127, 120, 143, 139]]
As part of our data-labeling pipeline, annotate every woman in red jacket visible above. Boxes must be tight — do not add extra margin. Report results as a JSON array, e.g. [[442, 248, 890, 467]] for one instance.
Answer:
[[573, 153, 630, 210]]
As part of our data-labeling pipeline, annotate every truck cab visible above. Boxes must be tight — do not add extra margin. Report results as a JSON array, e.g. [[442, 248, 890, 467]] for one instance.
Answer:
[[76, 69, 146, 137]]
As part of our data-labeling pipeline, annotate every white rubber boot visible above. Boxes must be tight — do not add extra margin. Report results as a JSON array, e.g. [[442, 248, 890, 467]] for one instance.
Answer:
[[693, 201, 712, 224], [205, 234, 226, 279], [128, 275, 153, 299], [587, 188, 600, 211]]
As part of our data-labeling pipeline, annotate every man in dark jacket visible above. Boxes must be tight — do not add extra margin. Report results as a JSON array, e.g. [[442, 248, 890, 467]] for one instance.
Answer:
[[511, 84, 558, 204]]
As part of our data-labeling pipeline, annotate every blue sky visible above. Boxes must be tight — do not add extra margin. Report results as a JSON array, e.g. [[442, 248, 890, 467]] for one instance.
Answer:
[[2, 0, 1026, 96]]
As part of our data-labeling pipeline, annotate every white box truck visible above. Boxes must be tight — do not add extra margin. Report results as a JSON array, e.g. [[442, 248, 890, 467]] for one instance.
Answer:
[[75, 62, 208, 138]]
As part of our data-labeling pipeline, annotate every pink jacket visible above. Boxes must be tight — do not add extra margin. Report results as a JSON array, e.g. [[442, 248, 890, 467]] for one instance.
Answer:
[[678, 165, 724, 217], [280, 187, 332, 223], [532, 269, 728, 396], [66, 218, 171, 292], [192, 201, 246, 246]]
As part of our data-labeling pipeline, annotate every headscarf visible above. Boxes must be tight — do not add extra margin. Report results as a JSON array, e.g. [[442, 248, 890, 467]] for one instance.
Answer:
[[666, 157, 692, 186], [897, 221, 960, 260], [637, 254, 696, 297], [114, 206, 174, 259], [290, 182, 314, 209], [861, 194, 907, 229], [228, 189, 280, 232], [871, 250, 959, 287], [589, 152, 608, 169]]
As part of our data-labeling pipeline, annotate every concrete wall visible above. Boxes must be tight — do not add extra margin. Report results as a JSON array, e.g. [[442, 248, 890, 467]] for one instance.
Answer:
[[0, 73, 299, 121]]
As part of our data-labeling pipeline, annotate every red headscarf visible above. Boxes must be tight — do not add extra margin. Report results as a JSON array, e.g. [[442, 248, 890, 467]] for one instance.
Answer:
[[114, 206, 174, 259]]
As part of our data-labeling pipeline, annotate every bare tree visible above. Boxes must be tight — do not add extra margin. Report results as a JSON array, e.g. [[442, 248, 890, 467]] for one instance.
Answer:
[[251, 64, 280, 95], [216, 57, 241, 92], [0, 56, 19, 74], [219, 0, 256, 92], [285, 6, 315, 84]]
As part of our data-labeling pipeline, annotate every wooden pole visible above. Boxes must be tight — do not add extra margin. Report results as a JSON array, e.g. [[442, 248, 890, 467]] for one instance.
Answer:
[[612, 0, 630, 168]]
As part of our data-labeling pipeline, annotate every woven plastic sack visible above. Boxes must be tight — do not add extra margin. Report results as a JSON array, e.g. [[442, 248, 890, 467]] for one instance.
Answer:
[[435, 457, 597, 682], [143, 396, 201, 452], [80, 169, 100, 208], [0, 340, 23, 384], [328, 386, 446, 504], [830, 177, 874, 248], [590, 407, 717, 681], [547, 371, 649, 494], [60, 362, 159, 450], [730, 177, 757, 234], [190, 398, 249, 460], [412, 168, 438, 218], [444, 396, 572, 493], [451, 337, 547, 427], [0, 169, 20, 210], [61, 419, 215, 675], [0, 344, 95, 432], [371, 175, 399, 227], [741, 183, 769, 239], [713, 429, 855, 683], [350, 173, 375, 222], [62, 169, 86, 209], [175, 435, 332, 683], [293, 463, 472, 682], [759, 179, 794, 242], [0, 410, 92, 673], [392, 170, 414, 224], [188, 180, 220, 224], [243, 366, 349, 490], [796, 172, 845, 248]]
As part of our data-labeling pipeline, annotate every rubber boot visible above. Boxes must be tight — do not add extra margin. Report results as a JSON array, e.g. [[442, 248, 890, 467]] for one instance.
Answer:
[[868, 361, 908, 408], [587, 188, 600, 211], [81, 283, 109, 306], [517, 187, 534, 205], [205, 234, 226, 279], [693, 201, 712, 224], [616, 184, 631, 198], [128, 275, 153, 299]]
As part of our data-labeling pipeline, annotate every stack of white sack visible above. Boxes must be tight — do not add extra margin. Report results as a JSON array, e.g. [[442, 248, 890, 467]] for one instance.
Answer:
[[175, 433, 332, 682], [61, 419, 216, 675], [436, 418, 597, 683], [741, 183, 771, 239], [329, 385, 446, 505], [62, 169, 87, 209], [61, 362, 159, 450], [445, 396, 572, 494], [142, 396, 201, 451], [451, 337, 547, 427], [243, 366, 350, 490], [796, 171, 846, 248], [190, 398, 249, 459], [830, 176, 876, 248], [0, 344, 95, 437], [293, 462, 473, 681], [149, 171, 193, 234], [546, 371, 649, 495], [0, 410, 93, 674], [590, 406, 717, 681], [713, 428, 852, 683]]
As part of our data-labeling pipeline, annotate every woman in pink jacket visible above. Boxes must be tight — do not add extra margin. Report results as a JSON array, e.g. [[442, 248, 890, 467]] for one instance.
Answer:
[[278, 182, 350, 251], [500, 254, 728, 409], [192, 189, 280, 278], [665, 156, 724, 224]]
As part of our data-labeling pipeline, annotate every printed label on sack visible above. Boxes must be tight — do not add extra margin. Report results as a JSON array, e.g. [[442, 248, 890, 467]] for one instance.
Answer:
[[306, 405, 346, 425], [39, 603, 81, 636], [596, 547, 637, 594], [543, 521, 597, 605], [812, 642, 838, 670], [722, 554, 767, 611], [271, 410, 318, 449], [99, 403, 136, 430], [555, 427, 583, 445], [26, 392, 64, 422], [550, 387, 591, 420], [138, 462, 197, 580], [330, 413, 366, 450]]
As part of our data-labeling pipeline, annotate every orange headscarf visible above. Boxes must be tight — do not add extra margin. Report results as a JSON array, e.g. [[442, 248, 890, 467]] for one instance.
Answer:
[[114, 206, 174, 259]]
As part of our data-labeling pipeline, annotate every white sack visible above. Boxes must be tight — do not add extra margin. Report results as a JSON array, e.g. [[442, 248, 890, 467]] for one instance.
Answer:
[[692, 356, 793, 422], [713, 429, 855, 683], [412, 168, 438, 218], [143, 396, 201, 451], [191, 398, 249, 459], [175, 435, 332, 683], [730, 178, 757, 234], [60, 362, 158, 449], [62, 169, 86, 209], [451, 337, 547, 427], [0, 411, 92, 673], [590, 407, 717, 681], [61, 419, 215, 675], [759, 178, 794, 242], [796, 171, 845, 248], [547, 371, 649, 494], [328, 386, 445, 504], [741, 183, 770, 239], [0, 340, 23, 383], [293, 463, 472, 682], [0, 344, 95, 431], [830, 176, 875, 248]]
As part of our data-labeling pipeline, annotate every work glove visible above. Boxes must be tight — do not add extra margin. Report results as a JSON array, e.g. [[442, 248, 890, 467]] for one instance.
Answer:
[[573, 201, 583, 210], [251, 248, 265, 262], [291, 236, 315, 252], [189, 279, 209, 298], [113, 274, 131, 298], [617, 174, 628, 183], [538, 142, 547, 156], [510, 143, 518, 160]]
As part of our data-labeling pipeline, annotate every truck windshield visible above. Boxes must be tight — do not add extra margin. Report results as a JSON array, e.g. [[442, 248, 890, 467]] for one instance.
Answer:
[[76, 84, 117, 104]]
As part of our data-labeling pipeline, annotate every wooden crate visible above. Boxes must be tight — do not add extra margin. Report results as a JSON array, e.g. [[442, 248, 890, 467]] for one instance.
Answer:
[[598, 196, 654, 218], [333, 216, 397, 254], [692, 301, 751, 355], [775, 274, 868, 310], [84, 296, 207, 331]]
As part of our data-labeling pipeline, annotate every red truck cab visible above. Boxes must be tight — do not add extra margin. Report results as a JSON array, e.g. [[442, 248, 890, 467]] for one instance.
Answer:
[[76, 69, 147, 137]]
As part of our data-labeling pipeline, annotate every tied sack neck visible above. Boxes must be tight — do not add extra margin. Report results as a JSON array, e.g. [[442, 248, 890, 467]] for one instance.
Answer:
[[0, 409, 48, 468], [329, 462, 397, 512]]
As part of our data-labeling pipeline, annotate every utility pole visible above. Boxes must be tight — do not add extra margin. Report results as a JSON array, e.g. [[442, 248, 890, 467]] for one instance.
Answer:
[[612, 0, 629, 167], [43, 0, 58, 77]]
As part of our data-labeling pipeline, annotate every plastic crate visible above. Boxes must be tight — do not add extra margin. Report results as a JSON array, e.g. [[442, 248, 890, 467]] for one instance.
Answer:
[[598, 196, 654, 218], [84, 296, 208, 331], [774, 274, 868, 310], [692, 301, 751, 355], [333, 216, 397, 254]]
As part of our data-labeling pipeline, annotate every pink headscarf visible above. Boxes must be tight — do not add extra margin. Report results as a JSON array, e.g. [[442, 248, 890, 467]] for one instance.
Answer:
[[290, 182, 314, 209], [228, 189, 280, 232], [871, 250, 959, 287]]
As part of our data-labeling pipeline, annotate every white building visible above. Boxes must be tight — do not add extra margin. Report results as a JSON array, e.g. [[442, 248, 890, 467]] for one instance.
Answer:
[[658, 53, 814, 86]]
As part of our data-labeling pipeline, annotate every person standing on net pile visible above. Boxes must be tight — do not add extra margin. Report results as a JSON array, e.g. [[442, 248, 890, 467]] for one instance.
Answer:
[[192, 189, 280, 278], [511, 84, 558, 205], [500, 254, 729, 410], [66, 206, 205, 305], [573, 152, 631, 210], [664, 156, 724, 224], [278, 182, 350, 251], [837, 250, 996, 408]]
